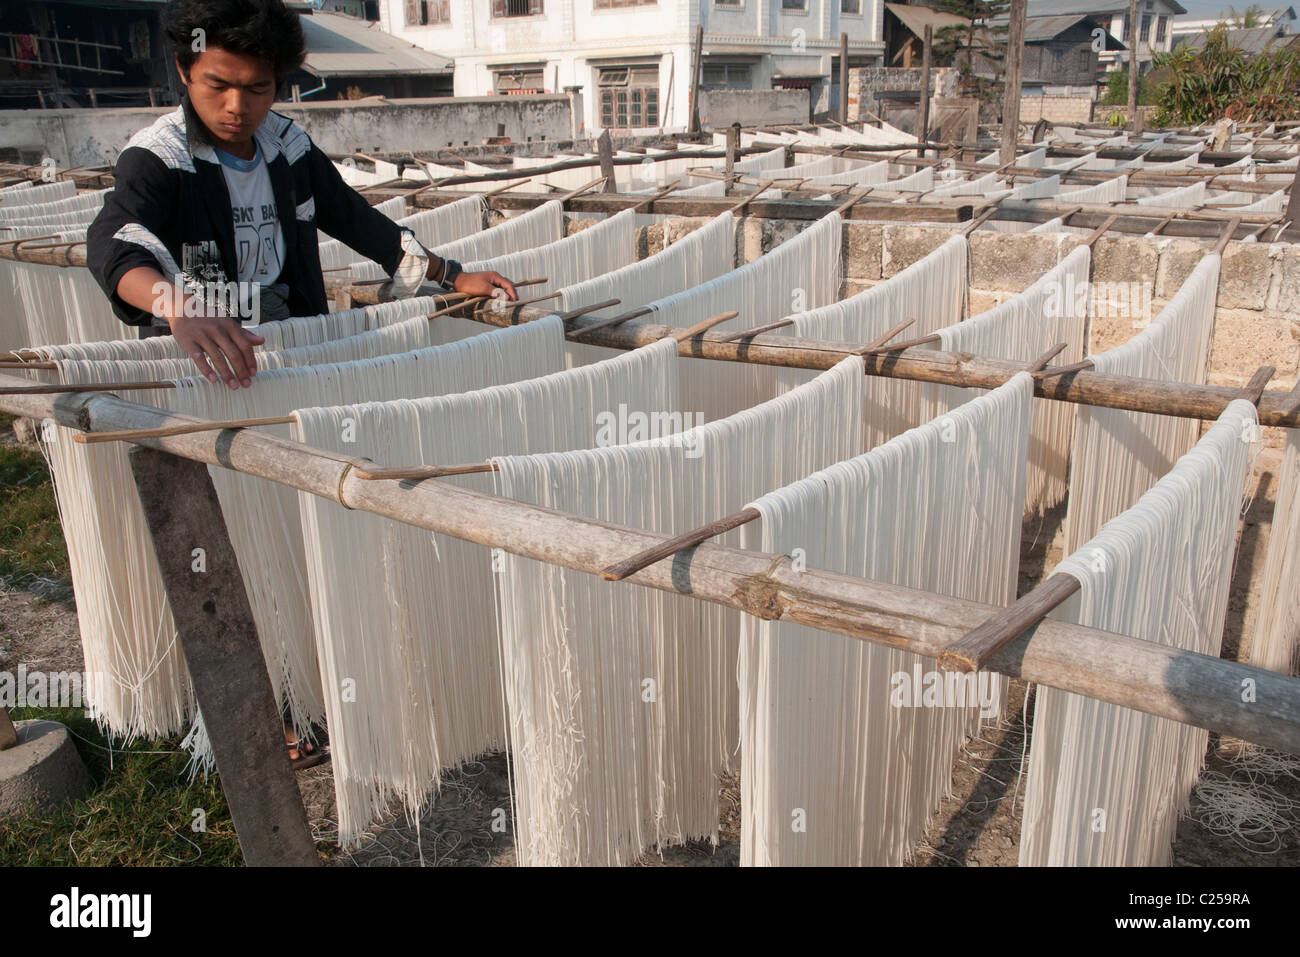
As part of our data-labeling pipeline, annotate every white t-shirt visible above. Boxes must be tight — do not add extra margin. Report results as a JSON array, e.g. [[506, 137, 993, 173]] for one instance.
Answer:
[[216, 141, 285, 287]]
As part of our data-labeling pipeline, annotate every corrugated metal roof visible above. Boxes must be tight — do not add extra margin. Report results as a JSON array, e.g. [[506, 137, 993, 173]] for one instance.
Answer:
[[883, 3, 971, 37], [299, 12, 452, 77], [1177, 24, 1296, 51], [1023, 14, 1093, 40], [986, 13, 1127, 47], [1026, 0, 1187, 17]]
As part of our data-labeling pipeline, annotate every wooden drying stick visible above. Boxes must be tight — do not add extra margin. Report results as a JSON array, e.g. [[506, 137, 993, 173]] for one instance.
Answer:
[[558, 299, 622, 322], [1083, 214, 1119, 247], [938, 572, 1082, 673], [632, 180, 681, 213], [0, 380, 176, 396], [1026, 342, 1068, 373], [960, 207, 997, 236], [558, 176, 608, 204], [1213, 216, 1243, 254], [832, 186, 873, 217], [718, 318, 797, 343], [1057, 205, 1084, 227], [1279, 379, 1300, 417], [1241, 365, 1276, 406], [1034, 358, 1094, 380], [600, 506, 762, 582], [74, 415, 294, 445], [860, 333, 941, 356], [567, 306, 654, 339], [354, 462, 497, 481], [672, 311, 740, 342], [853, 318, 917, 356], [730, 179, 775, 214]]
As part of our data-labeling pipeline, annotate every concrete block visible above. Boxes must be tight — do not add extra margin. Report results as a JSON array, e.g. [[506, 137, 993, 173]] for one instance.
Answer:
[[1154, 240, 1204, 300], [1091, 235, 1158, 286], [969, 289, 1004, 315], [844, 222, 882, 282], [969, 233, 1065, 292], [1218, 244, 1273, 311], [564, 215, 599, 237], [0, 720, 92, 817], [1206, 309, 1300, 388], [635, 222, 664, 259], [663, 216, 713, 246], [737, 216, 764, 265], [1274, 246, 1300, 314], [882, 226, 955, 277]]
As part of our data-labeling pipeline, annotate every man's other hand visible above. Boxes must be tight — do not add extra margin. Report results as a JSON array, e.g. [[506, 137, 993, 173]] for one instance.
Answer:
[[167, 313, 266, 389], [452, 270, 517, 302]]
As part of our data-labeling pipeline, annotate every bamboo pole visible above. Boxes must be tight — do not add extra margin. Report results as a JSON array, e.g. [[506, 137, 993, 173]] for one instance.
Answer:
[[465, 304, 1300, 428], [4, 375, 1297, 754]]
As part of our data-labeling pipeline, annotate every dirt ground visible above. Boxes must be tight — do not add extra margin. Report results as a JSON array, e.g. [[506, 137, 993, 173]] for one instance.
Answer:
[[5, 445, 1297, 868]]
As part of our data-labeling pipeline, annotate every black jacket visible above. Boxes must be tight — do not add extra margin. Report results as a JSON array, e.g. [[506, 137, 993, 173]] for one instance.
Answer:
[[87, 99, 407, 327]]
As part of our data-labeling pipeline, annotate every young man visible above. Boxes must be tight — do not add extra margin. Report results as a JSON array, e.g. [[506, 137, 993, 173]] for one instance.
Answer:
[[88, 0, 517, 390]]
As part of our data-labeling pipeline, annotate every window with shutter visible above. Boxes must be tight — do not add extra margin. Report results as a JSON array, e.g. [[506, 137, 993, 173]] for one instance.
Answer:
[[598, 65, 659, 129], [405, 0, 422, 25]]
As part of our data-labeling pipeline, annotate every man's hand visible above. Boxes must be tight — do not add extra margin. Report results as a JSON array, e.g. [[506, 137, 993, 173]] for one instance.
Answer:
[[167, 312, 265, 389], [452, 270, 517, 302]]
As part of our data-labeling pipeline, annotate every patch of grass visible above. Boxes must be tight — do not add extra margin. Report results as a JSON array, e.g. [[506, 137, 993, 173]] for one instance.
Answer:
[[0, 707, 244, 866], [0, 414, 69, 593]]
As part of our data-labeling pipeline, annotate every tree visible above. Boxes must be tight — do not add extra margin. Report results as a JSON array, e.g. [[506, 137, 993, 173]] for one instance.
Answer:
[[1153, 24, 1300, 123], [1100, 67, 1157, 106], [1227, 5, 1265, 28], [931, 0, 1010, 73]]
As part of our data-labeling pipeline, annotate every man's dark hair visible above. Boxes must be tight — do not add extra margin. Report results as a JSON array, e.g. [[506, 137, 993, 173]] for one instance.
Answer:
[[163, 0, 306, 82]]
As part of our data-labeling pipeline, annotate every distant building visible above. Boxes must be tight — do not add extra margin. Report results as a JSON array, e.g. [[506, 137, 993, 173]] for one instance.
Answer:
[[1026, 0, 1185, 71], [982, 13, 1125, 86], [0, 0, 175, 110], [1171, 5, 1295, 40], [375, 0, 886, 134], [288, 10, 453, 100], [1174, 23, 1300, 53]]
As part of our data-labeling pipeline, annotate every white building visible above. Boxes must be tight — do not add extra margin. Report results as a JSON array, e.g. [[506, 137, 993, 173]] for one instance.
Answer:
[[1172, 5, 1296, 40], [375, 0, 884, 135]]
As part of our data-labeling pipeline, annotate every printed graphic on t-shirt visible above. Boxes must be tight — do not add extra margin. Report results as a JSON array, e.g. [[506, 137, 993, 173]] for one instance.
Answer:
[[232, 200, 281, 284], [217, 142, 285, 288]]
